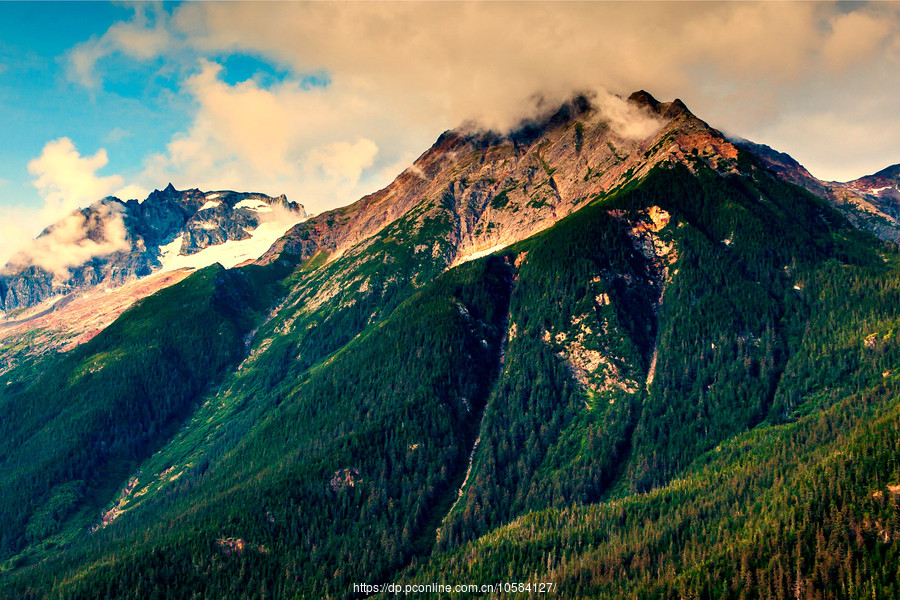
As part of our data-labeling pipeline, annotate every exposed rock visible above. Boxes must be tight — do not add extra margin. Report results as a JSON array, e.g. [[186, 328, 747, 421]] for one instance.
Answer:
[[97, 475, 140, 529], [0, 269, 194, 374], [217, 537, 246, 555], [0, 187, 305, 312], [258, 91, 742, 274], [330, 467, 361, 491]]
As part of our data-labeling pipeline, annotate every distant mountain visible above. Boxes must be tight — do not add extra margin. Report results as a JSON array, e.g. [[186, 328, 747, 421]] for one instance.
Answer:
[[0, 184, 305, 312], [736, 139, 900, 242], [844, 163, 900, 216], [2, 91, 899, 600]]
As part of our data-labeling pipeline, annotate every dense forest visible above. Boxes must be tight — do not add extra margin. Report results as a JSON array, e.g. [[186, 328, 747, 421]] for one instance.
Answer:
[[1, 153, 899, 599]]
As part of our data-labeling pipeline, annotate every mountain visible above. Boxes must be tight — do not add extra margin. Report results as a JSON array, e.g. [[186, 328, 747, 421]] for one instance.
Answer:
[[0, 185, 305, 313], [736, 139, 900, 242], [1, 91, 899, 600], [259, 91, 735, 270], [0, 269, 195, 376]]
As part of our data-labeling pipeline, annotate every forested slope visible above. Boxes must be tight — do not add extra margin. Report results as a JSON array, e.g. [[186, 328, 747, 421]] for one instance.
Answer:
[[1, 99, 899, 599]]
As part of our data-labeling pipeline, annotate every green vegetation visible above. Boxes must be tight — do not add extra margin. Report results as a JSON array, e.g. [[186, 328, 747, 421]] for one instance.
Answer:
[[607, 141, 627, 162], [489, 185, 517, 211], [2, 257, 515, 598], [1, 153, 899, 600], [0, 264, 281, 563]]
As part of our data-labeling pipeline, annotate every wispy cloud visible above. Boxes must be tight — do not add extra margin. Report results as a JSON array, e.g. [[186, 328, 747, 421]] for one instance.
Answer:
[[589, 90, 668, 141], [104, 127, 132, 144], [67, 2, 173, 89]]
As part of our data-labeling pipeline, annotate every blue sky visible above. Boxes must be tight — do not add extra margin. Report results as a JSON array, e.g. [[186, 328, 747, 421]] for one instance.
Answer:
[[2, 1, 900, 264], [0, 3, 137, 204]]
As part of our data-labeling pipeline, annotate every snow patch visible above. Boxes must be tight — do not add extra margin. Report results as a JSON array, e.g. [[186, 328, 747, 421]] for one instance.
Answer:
[[158, 234, 184, 261], [199, 200, 221, 211], [235, 198, 273, 213], [205, 192, 221, 200], [158, 216, 306, 272]]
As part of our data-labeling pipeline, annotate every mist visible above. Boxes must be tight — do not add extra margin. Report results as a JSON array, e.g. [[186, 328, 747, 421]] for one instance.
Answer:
[[3, 201, 131, 277]]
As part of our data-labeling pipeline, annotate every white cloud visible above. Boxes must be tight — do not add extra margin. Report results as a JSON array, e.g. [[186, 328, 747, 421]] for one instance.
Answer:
[[169, 2, 843, 130], [61, 1, 900, 214], [1, 139, 139, 273], [68, 2, 172, 88], [27, 138, 125, 222], [131, 60, 408, 213], [114, 183, 150, 201], [0, 206, 45, 270], [589, 90, 667, 140], [167, 2, 900, 179], [306, 139, 378, 185], [2, 202, 131, 276]]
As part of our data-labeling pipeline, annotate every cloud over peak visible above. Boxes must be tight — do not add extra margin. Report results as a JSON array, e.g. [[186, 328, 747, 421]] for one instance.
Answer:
[[3, 200, 131, 277], [28, 138, 124, 222], [9, 0, 899, 266]]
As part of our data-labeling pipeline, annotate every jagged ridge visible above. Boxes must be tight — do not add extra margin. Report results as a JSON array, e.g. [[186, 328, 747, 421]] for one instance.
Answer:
[[0, 185, 304, 312]]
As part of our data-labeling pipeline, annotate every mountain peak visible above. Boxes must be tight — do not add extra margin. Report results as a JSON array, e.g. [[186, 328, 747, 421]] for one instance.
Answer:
[[662, 98, 689, 119], [627, 90, 661, 111], [164, 183, 177, 194], [627, 91, 690, 120], [873, 163, 900, 180]]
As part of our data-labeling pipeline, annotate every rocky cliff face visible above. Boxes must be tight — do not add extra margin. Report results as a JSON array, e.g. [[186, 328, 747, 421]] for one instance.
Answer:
[[0, 185, 305, 312]]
